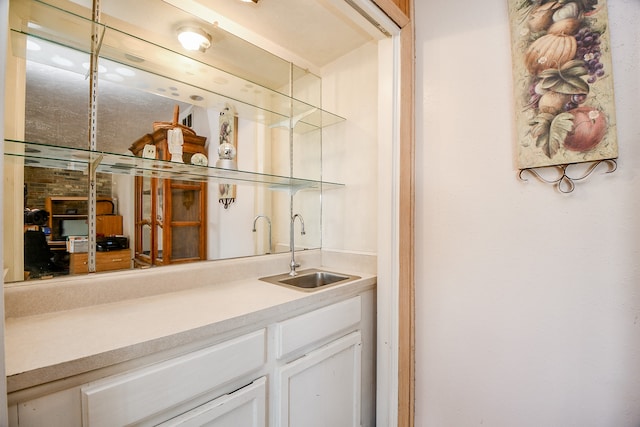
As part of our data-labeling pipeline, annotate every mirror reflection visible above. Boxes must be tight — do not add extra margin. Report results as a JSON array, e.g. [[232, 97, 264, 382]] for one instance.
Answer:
[[7, 0, 326, 283]]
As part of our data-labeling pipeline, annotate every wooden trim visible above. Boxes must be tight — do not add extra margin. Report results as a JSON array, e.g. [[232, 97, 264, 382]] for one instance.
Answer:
[[397, 4, 415, 427], [372, 0, 410, 27]]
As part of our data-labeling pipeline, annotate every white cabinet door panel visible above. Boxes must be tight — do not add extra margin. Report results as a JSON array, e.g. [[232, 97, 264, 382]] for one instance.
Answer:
[[276, 331, 362, 427], [158, 377, 266, 427]]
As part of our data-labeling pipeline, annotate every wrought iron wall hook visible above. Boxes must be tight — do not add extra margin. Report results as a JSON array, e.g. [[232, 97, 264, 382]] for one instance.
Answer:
[[519, 158, 617, 193]]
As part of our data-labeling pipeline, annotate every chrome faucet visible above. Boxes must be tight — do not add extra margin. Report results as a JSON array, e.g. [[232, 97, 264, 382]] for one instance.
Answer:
[[252, 215, 272, 254], [289, 213, 306, 276]]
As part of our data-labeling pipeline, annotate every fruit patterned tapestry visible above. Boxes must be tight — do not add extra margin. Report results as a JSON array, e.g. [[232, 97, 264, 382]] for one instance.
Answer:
[[507, 0, 617, 170]]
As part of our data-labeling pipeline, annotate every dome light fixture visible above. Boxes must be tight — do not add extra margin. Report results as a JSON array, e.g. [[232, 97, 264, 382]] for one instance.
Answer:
[[177, 26, 212, 52]]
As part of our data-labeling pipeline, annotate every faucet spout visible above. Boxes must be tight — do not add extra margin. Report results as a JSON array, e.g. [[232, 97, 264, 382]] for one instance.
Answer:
[[289, 213, 306, 276], [252, 215, 272, 254]]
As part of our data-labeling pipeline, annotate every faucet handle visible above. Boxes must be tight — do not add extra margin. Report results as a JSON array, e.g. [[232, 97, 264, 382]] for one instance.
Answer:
[[289, 259, 300, 276]]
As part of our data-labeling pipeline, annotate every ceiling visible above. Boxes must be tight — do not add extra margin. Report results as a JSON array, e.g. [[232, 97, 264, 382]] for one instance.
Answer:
[[175, 0, 382, 69], [50, 0, 386, 96], [67, 0, 383, 71]]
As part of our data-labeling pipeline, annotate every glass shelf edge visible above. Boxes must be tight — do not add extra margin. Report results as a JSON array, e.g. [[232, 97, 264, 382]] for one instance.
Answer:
[[4, 140, 345, 191]]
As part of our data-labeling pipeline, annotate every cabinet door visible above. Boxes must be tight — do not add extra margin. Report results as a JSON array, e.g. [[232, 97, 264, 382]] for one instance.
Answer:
[[165, 181, 206, 263], [12, 387, 82, 427], [134, 175, 154, 265], [276, 331, 362, 427], [158, 377, 266, 427], [95, 215, 123, 236]]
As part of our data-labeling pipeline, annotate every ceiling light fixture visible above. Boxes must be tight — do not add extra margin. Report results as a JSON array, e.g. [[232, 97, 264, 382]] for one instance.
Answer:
[[240, 0, 260, 3], [177, 27, 212, 52]]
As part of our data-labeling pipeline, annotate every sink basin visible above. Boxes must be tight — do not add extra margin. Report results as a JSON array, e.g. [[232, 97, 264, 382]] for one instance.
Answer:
[[260, 269, 360, 291], [282, 271, 349, 288]]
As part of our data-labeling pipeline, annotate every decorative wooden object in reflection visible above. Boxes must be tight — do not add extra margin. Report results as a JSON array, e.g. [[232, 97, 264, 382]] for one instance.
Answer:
[[130, 106, 207, 266]]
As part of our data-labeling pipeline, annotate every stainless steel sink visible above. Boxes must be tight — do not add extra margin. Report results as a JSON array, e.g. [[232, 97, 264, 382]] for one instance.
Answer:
[[259, 269, 360, 291]]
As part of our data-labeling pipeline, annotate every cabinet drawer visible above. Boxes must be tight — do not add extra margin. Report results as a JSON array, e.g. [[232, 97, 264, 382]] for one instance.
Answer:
[[81, 329, 266, 427], [69, 249, 130, 274], [158, 377, 266, 427], [276, 296, 361, 359]]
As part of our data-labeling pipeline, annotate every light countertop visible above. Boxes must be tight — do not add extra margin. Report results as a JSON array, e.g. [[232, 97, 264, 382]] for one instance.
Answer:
[[4, 250, 376, 395]]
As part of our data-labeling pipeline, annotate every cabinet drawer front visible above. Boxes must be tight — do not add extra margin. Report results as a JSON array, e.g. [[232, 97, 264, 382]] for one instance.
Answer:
[[69, 250, 131, 274], [158, 377, 266, 427], [81, 330, 266, 427], [94, 251, 130, 271], [276, 296, 361, 359]]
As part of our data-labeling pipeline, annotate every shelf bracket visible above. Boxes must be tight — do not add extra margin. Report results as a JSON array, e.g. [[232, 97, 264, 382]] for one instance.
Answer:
[[87, 0, 102, 273], [90, 153, 104, 171], [269, 108, 318, 129], [84, 25, 105, 81]]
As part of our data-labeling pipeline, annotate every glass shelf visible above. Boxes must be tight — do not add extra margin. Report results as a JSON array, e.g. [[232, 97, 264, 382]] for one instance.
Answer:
[[9, 0, 346, 133], [4, 140, 345, 192]]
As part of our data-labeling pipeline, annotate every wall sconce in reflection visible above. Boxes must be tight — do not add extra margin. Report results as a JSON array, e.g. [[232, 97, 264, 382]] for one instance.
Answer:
[[177, 26, 212, 52]]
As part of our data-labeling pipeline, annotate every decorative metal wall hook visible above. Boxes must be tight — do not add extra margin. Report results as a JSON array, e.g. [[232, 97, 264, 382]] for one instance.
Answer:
[[518, 158, 617, 193]]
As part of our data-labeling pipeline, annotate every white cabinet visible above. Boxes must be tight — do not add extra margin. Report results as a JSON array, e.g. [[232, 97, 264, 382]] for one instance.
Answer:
[[158, 377, 266, 427], [273, 296, 363, 427], [8, 294, 373, 427], [276, 332, 362, 427]]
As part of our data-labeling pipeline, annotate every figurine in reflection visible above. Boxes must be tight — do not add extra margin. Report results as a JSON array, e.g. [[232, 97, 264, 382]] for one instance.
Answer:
[[219, 119, 232, 147], [167, 128, 184, 163], [216, 105, 238, 170]]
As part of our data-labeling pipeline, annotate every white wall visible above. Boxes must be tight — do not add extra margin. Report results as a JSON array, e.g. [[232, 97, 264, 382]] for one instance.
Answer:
[[322, 41, 379, 254], [415, 1, 640, 426], [206, 114, 267, 259]]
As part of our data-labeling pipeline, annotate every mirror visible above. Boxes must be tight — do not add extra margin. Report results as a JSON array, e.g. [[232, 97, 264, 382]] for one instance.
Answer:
[[5, 0, 326, 282]]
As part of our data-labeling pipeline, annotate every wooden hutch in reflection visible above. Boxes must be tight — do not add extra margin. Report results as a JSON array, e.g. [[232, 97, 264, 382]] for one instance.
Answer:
[[129, 115, 207, 267]]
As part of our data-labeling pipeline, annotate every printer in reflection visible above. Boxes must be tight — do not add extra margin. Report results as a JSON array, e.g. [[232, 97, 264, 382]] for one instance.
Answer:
[[96, 236, 129, 252]]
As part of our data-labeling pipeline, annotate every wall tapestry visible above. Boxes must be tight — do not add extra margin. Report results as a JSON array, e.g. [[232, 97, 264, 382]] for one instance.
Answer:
[[507, 0, 618, 192]]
